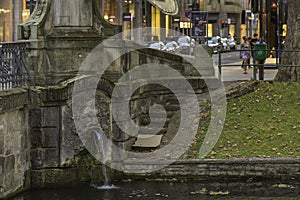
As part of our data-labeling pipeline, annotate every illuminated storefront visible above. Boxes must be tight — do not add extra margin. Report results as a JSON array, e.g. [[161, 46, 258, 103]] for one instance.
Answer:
[[96, 0, 176, 42], [0, 1, 12, 42], [0, 0, 30, 42], [1, 0, 177, 42]]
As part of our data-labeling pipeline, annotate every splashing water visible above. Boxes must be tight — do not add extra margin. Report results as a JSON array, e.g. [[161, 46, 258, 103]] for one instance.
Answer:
[[91, 131, 119, 190], [90, 183, 119, 190]]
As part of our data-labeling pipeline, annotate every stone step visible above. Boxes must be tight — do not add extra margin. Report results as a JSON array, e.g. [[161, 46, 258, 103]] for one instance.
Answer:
[[138, 126, 169, 135]]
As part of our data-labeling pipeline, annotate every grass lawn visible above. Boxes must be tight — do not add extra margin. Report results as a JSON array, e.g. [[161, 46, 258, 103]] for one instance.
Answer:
[[184, 81, 300, 159]]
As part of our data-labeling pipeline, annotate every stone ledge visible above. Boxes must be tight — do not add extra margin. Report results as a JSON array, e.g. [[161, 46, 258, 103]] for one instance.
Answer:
[[121, 157, 300, 180], [0, 88, 29, 113], [124, 157, 300, 164], [225, 81, 259, 100]]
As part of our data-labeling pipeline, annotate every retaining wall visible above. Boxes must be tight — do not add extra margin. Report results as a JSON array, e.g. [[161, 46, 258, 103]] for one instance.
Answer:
[[122, 158, 300, 180], [0, 88, 31, 199]]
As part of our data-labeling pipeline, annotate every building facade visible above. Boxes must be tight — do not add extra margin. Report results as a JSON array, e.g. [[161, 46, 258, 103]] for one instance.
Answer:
[[1, 0, 262, 45], [203, 0, 242, 40], [1, 0, 243, 43], [93, 0, 257, 44]]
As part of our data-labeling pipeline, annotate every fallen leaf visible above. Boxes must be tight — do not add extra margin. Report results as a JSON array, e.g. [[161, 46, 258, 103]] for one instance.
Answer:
[[272, 184, 295, 189], [209, 191, 230, 196], [190, 188, 208, 195]]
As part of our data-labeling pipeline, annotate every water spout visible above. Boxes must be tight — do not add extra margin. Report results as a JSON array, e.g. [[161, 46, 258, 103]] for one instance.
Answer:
[[91, 130, 119, 190]]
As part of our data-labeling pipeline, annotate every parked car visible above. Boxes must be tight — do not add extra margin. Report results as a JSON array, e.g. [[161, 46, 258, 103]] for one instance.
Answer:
[[165, 41, 181, 53], [149, 42, 167, 51], [206, 39, 219, 54], [228, 38, 237, 50], [220, 38, 230, 52], [177, 36, 195, 54]]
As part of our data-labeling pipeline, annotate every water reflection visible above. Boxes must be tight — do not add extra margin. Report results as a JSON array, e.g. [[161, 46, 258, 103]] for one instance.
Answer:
[[9, 180, 300, 200]]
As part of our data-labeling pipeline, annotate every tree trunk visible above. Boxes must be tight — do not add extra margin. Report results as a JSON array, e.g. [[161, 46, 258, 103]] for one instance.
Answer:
[[274, 0, 300, 82]]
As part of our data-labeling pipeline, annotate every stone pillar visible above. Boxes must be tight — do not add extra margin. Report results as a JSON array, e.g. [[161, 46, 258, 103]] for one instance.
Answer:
[[116, 0, 123, 25], [18, 0, 121, 86], [133, 0, 143, 42], [13, 0, 23, 41], [53, 0, 92, 27]]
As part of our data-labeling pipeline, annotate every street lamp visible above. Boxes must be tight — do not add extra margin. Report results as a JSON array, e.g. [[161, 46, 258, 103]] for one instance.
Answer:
[[270, 1, 277, 24]]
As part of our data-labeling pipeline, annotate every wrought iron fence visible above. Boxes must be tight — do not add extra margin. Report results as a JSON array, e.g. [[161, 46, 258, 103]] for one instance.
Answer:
[[0, 42, 28, 90]]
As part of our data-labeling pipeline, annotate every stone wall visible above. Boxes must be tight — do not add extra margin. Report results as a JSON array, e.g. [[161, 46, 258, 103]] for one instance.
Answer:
[[0, 43, 215, 198], [28, 46, 212, 188], [1, 77, 300, 199], [122, 158, 300, 180], [0, 88, 31, 199]]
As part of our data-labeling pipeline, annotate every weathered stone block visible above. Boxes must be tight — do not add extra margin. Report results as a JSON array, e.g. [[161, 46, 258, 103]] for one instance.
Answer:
[[29, 109, 41, 128], [0, 156, 4, 173], [6, 111, 22, 133], [31, 148, 60, 169], [43, 128, 59, 148], [30, 128, 42, 148], [30, 149, 43, 169], [17, 150, 30, 169], [0, 135, 4, 155], [4, 155, 15, 173], [0, 167, 3, 187], [43, 148, 59, 168], [20, 130, 29, 149], [41, 107, 60, 127], [4, 172, 14, 192]]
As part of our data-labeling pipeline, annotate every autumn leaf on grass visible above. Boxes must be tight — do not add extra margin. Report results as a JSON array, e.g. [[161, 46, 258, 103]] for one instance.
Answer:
[[190, 188, 208, 195], [272, 184, 295, 189], [272, 148, 278, 151], [209, 191, 230, 196]]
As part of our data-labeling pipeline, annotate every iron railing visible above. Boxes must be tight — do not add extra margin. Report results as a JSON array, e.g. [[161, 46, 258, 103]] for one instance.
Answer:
[[0, 42, 28, 90], [217, 48, 300, 80]]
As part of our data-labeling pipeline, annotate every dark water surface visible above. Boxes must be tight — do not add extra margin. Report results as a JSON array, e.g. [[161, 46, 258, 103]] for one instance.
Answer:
[[9, 180, 300, 200]]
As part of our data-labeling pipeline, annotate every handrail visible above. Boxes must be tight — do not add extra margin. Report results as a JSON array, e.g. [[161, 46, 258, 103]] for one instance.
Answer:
[[0, 42, 30, 90]]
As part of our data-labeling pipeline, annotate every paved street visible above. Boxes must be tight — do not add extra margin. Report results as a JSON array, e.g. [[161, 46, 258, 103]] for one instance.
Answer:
[[212, 52, 278, 82]]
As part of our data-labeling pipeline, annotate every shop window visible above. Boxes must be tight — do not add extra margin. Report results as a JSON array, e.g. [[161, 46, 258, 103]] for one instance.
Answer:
[[22, 0, 31, 22], [0, 1, 12, 42]]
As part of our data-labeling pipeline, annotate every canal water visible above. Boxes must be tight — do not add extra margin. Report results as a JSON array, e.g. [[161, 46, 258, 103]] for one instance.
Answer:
[[9, 179, 300, 200]]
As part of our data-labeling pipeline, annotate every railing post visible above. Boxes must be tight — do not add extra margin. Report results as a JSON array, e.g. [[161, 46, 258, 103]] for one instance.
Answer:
[[218, 47, 222, 80], [258, 61, 264, 80], [253, 58, 257, 80]]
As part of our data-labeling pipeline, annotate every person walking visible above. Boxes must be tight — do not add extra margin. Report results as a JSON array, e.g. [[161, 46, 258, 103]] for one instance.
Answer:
[[250, 34, 258, 48], [250, 33, 259, 67], [240, 36, 251, 74], [247, 36, 252, 68]]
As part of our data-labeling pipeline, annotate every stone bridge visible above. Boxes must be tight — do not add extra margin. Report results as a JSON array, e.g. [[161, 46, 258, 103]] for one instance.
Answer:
[[0, 0, 216, 198]]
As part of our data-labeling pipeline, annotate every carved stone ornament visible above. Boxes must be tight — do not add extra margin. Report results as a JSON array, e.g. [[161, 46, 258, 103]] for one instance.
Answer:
[[147, 0, 178, 15], [18, 0, 49, 40]]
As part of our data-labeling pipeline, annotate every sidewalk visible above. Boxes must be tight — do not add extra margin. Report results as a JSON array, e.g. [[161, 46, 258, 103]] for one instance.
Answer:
[[219, 57, 278, 82]]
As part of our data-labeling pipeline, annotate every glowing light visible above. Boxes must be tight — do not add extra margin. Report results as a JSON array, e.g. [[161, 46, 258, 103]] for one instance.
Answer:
[[0, 9, 10, 13]]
